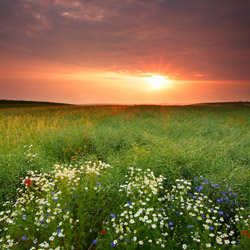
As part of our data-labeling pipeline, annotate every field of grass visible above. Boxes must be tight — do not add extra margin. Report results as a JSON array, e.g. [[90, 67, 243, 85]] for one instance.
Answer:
[[0, 103, 249, 249]]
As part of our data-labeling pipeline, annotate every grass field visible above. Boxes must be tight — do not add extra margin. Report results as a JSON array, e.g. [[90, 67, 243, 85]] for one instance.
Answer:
[[0, 103, 249, 249]]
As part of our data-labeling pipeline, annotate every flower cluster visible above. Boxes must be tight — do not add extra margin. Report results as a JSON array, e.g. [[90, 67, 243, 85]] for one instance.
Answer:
[[24, 144, 38, 165], [102, 168, 250, 249], [0, 161, 112, 249]]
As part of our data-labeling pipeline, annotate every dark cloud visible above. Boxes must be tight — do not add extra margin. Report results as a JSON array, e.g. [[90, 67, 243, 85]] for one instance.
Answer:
[[0, 0, 250, 81]]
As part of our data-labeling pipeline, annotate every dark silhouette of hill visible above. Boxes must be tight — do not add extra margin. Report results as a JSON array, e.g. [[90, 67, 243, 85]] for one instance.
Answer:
[[0, 99, 71, 108], [189, 101, 250, 107]]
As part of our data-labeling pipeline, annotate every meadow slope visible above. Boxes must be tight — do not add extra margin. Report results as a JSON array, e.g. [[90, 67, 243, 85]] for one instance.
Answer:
[[0, 104, 249, 205]]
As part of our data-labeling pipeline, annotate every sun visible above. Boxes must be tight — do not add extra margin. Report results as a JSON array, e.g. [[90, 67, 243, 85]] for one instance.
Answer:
[[148, 75, 167, 89]]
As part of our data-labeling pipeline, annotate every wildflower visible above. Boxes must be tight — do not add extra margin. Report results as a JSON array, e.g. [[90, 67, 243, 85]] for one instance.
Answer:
[[25, 179, 33, 187], [101, 230, 105, 235], [110, 214, 116, 218], [182, 244, 187, 249], [206, 243, 211, 247], [139, 240, 143, 245], [22, 236, 27, 240], [93, 240, 97, 244]]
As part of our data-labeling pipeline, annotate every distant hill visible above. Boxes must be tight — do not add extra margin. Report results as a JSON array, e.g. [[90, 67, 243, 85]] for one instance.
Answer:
[[0, 100, 72, 108], [189, 101, 250, 107]]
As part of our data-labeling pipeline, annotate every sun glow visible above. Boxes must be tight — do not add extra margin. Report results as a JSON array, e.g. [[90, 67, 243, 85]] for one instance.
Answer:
[[148, 75, 167, 89]]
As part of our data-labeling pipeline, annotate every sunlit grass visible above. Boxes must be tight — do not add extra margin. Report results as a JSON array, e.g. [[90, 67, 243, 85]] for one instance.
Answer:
[[0, 104, 249, 248]]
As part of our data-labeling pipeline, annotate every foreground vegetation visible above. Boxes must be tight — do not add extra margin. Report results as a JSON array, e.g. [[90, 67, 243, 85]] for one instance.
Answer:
[[0, 103, 249, 248]]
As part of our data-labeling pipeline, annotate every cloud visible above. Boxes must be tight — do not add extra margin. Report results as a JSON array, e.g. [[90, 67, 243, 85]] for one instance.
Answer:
[[0, 0, 249, 82]]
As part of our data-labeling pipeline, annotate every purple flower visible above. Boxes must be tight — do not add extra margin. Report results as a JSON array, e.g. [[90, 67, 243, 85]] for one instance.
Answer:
[[169, 222, 173, 226], [73, 195, 76, 198], [93, 240, 97, 244], [127, 201, 131, 205], [22, 236, 27, 240], [97, 182, 101, 186], [187, 225, 193, 228], [54, 198, 58, 201], [110, 214, 116, 218], [57, 229, 61, 233], [210, 227, 214, 230], [111, 243, 116, 247]]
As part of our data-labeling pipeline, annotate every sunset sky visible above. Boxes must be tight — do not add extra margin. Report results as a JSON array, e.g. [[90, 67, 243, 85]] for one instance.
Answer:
[[0, 0, 250, 104]]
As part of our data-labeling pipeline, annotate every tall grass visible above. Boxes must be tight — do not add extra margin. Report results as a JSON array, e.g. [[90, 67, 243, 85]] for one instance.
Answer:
[[0, 104, 249, 207]]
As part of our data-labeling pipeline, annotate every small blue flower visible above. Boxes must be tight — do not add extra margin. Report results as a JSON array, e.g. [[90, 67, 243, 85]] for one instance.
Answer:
[[110, 214, 116, 218], [47, 213, 50, 217], [111, 243, 116, 247], [93, 240, 97, 244], [187, 225, 193, 228], [73, 195, 76, 198], [97, 182, 101, 186], [127, 201, 131, 205], [66, 209, 69, 212], [210, 227, 214, 230], [169, 222, 173, 226], [52, 192, 55, 195], [54, 198, 58, 201], [22, 236, 27, 240], [176, 211, 180, 215], [57, 229, 61, 233]]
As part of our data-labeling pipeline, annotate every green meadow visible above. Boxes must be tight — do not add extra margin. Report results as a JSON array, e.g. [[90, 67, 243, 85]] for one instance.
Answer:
[[0, 103, 249, 249]]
